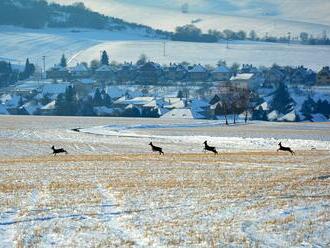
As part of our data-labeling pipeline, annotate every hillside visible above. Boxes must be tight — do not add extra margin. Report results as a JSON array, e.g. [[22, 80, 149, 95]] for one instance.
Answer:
[[52, 0, 330, 37], [0, 0, 167, 36]]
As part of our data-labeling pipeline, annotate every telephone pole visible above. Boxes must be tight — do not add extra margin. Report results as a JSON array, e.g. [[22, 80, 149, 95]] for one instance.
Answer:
[[163, 41, 166, 56], [42, 56, 46, 79]]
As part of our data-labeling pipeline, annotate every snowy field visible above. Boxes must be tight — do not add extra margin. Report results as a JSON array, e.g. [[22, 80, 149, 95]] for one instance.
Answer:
[[0, 115, 329, 247], [1, 26, 330, 71], [53, 0, 330, 36]]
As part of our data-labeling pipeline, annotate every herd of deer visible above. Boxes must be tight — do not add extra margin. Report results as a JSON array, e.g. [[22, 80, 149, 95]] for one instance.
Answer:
[[51, 142, 295, 156]]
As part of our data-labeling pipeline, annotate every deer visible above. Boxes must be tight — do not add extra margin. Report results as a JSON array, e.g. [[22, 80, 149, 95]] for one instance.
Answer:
[[51, 145, 68, 156], [149, 142, 164, 155], [277, 142, 295, 155], [203, 141, 218, 154]]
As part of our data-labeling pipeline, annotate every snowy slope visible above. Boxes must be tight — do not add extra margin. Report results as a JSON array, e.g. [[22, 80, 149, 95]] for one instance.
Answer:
[[0, 26, 151, 68], [1, 26, 329, 70], [52, 0, 330, 36]]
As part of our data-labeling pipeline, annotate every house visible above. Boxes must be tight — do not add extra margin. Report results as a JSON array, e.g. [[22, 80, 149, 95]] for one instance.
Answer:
[[187, 64, 209, 81], [263, 67, 286, 88], [160, 108, 194, 119], [211, 65, 231, 81], [136, 62, 163, 84], [0, 94, 23, 114], [0, 104, 9, 115], [164, 63, 188, 81], [70, 63, 90, 79], [41, 82, 71, 99], [230, 73, 253, 89], [240, 64, 258, 74], [95, 65, 116, 81], [46, 65, 70, 80], [116, 63, 136, 82], [290, 66, 316, 85], [316, 66, 330, 85], [19, 100, 41, 115], [73, 78, 96, 97], [40, 100, 56, 115]]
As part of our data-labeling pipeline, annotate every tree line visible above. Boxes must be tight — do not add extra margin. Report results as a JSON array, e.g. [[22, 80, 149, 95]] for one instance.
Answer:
[[172, 24, 330, 45]]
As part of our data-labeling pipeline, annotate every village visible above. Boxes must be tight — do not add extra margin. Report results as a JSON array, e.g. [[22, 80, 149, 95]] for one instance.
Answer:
[[0, 51, 330, 122]]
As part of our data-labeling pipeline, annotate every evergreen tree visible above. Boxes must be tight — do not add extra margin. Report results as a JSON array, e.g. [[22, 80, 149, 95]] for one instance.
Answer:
[[93, 88, 103, 106], [100, 51, 109, 65], [270, 82, 294, 114], [21, 58, 35, 80], [79, 96, 95, 116], [177, 90, 184, 99], [300, 96, 316, 120], [55, 86, 78, 115], [60, 54, 67, 67]]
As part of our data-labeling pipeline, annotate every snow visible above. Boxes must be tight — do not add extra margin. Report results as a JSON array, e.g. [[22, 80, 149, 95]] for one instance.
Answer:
[[0, 116, 329, 246], [53, 0, 330, 36], [160, 108, 194, 119], [41, 101, 56, 110], [1, 26, 329, 71], [231, 73, 254, 81], [41, 82, 71, 95], [277, 111, 297, 122]]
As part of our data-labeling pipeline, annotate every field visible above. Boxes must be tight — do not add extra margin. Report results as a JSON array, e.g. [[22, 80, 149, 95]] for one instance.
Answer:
[[1, 26, 330, 71], [0, 115, 329, 247]]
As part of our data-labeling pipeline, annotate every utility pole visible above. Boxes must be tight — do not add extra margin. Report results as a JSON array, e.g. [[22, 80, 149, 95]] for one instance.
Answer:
[[226, 38, 229, 49], [163, 41, 166, 56], [287, 32, 291, 46], [42, 56, 46, 79]]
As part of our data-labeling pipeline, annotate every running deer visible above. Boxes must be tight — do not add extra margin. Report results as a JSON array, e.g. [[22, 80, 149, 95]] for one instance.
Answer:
[[277, 142, 295, 155], [149, 142, 164, 155], [51, 145, 68, 156], [203, 141, 218, 154]]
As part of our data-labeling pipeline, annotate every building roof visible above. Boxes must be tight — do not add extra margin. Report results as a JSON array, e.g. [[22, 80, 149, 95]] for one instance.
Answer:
[[213, 65, 231, 73], [42, 83, 71, 95], [41, 100, 56, 110], [96, 65, 115, 72], [0, 104, 9, 115], [189, 64, 207, 73], [71, 63, 88, 72], [161, 108, 194, 119], [230, 73, 254, 81]]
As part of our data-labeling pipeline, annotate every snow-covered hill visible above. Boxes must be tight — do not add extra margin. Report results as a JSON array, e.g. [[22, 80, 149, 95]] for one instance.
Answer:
[[52, 0, 330, 37], [1, 26, 329, 71]]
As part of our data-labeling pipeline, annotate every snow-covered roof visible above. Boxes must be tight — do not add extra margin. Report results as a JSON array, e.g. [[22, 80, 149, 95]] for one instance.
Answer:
[[278, 111, 297, 122], [213, 65, 231, 73], [20, 101, 41, 115], [96, 65, 114, 72], [0, 94, 22, 108], [42, 83, 71, 95], [41, 100, 56, 110], [76, 78, 95, 84], [267, 110, 282, 121], [189, 64, 207, 73], [311, 113, 328, 122], [255, 102, 269, 111], [161, 108, 194, 119], [230, 73, 254, 81], [71, 63, 88, 72], [106, 86, 126, 99], [0, 104, 9, 115], [125, 97, 154, 105], [94, 106, 114, 115], [143, 100, 158, 108], [191, 99, 209, 112]]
